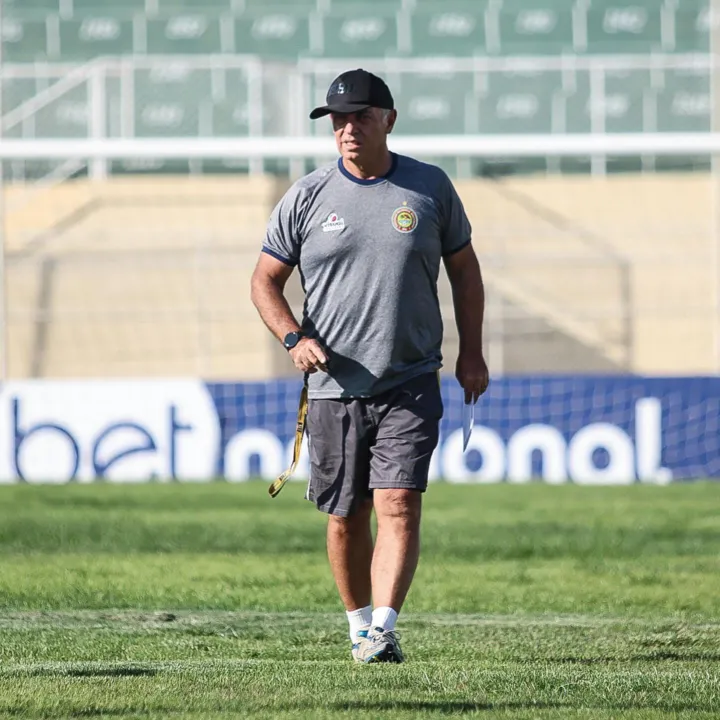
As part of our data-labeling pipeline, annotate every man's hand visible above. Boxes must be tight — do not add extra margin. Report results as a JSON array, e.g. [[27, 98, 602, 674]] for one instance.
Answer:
[[289, 338, 328, 374], [456, 350, 489, 404]]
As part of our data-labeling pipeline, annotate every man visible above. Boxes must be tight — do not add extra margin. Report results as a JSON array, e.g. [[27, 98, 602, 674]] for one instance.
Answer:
[[250, 69, 488, 663]]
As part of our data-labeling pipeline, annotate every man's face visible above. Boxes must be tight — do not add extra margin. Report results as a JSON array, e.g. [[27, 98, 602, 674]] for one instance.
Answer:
[[330, 107, 395, 162]]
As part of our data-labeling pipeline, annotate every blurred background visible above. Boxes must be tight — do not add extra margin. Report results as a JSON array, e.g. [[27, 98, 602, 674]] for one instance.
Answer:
[[0, 0, 715, 382], [3, 10, 720, 714]]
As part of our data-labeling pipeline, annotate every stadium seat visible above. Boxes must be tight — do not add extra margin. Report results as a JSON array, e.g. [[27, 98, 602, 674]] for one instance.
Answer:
[[244, 0, 316, 8], [412, 0, 478, 6], [202, 112, 253, 171], [72, 0, 146, 14], [33, 86, 90, 138], [59, 18, 135, 59], [4, 0, 59, 15], [603, 69, 652, 133], [104, 76, 122, 137], [157, 0, 235, 10], [321, 11, 399, 57], [211, 100, 250, 137], [393, 70, 474, 134], [477, 69, 563, 134], [307, 71, 339, 137], [2, 18, 50, 62], [498, 0, 575, 55], [211, 68, 251, 137], [565, 69, 652, 134], [234, 10, 312, 58], [219, 67, 251, 103], [330, 0, 404, 8], [2, 78, 38, 115], [657, 68, 710, 133], [564, 69, 591, 133], [673, 4, 711, 53], [146, 15, 223, 54], [585, 0, 664, 53], [134, 65, 211, 136], [409, 2, 487, 56]]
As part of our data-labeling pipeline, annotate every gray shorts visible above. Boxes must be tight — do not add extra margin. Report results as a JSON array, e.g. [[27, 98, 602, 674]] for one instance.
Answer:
[[305, 372, 443, 517]]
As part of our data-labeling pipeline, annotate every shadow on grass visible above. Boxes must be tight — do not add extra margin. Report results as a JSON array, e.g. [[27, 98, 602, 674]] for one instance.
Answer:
[[548, 653, 720, 664], [632, 652, 720, 662], [3, 710, 143, 718], [65, 667, 158, 678], [331, 700, 716, 713], [1, 666, 158, 679], [545, 657, 619, 665], [69, 711, 142, 718], [330, 702, 564, 714]]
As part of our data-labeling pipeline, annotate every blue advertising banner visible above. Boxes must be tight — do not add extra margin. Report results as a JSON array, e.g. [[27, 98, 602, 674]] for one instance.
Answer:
[[1, 376, 718, 484]]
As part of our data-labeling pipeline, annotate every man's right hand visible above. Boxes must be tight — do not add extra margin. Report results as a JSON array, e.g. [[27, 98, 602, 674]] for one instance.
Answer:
[[289, 338, 328, 374]]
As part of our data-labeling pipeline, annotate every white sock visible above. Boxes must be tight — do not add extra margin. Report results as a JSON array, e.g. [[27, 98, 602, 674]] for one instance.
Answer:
[[371, 606, 398, 632], [346, 605, 372, 643]]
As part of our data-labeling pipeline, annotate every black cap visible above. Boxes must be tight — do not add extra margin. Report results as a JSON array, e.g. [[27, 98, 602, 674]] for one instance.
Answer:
[[309, 69, 394, 120]]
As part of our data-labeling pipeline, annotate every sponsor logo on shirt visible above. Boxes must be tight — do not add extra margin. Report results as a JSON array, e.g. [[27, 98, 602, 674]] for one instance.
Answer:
[[392, 204, 418, 234], [322, 212, 346, 232]]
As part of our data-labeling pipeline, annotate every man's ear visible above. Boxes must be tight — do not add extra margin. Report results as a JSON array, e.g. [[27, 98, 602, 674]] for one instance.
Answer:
[[386, 109, 398, 133]]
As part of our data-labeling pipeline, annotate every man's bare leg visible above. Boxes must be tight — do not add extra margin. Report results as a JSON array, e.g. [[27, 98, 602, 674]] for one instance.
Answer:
[[351, 488, 421, 663], [371, 488, 422, 623], [326, 499, 374, 611]]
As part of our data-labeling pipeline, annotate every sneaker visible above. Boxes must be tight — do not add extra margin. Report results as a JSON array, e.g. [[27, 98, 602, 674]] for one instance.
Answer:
[[356, 626, 404, 664], [351, 627, 370, 662]]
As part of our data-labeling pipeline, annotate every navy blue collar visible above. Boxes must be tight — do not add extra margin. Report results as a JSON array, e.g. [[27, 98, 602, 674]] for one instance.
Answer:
[[337, 152, 398, 185]]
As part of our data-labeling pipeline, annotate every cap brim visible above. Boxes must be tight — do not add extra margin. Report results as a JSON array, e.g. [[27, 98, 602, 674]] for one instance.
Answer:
[[309, 101, 371, 120]]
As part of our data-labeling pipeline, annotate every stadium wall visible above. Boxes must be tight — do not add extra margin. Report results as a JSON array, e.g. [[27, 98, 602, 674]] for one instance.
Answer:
[[5, 173, 716, 379], [0, 376, 717, 484]]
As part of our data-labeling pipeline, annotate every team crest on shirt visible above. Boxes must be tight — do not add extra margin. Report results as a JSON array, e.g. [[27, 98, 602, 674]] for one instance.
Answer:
[[391, 203, 418, 234], [322, 212, 345, 232]]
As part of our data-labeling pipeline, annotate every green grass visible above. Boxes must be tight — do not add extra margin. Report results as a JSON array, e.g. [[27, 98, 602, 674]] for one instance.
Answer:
[[0, 482, 719, 718]]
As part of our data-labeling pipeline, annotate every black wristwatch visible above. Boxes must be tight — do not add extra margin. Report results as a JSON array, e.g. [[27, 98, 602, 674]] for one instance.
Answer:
[[283, 330, 305, 350]]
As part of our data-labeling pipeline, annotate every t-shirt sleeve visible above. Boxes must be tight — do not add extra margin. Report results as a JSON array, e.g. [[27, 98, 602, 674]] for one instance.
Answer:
[[262, 183, 305, 266], [440, 173, 473, 257]]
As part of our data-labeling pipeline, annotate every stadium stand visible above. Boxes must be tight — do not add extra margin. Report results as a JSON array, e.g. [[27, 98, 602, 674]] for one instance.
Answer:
[[393, 70, 473, 135], [657, 66, 711, 132], [2, 1, 710, 61], [2, 1, 712, 141], [2, 64, 711, 145], [497, 0, 576, 56], [2, 0, 715, 379], [409, 3, 488, 56]]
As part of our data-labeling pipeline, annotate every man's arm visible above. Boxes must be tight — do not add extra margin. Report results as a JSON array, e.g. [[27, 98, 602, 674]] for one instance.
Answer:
[[250, 253, 327, 373], [250, 252, 300, 341], [443, 243, 489, 402]]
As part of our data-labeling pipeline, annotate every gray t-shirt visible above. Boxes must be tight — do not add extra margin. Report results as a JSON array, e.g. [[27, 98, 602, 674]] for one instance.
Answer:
[[263, 153, 472, 399]]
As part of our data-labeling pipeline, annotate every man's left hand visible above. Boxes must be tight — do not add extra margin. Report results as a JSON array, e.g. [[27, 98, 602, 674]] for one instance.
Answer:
[[456, 350, 489, 404]]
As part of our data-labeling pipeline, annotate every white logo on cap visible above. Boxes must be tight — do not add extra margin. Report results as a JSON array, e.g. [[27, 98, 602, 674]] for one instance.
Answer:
[[332, 82, 350, 95], [322, 212, 345, 233]]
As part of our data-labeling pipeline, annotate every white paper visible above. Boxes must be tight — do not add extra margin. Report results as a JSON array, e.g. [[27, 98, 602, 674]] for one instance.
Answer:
[[462, 399, 475, 452]]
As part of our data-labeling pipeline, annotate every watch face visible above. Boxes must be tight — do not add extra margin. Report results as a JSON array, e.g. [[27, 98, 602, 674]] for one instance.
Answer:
[[284, 332, 300, 349]]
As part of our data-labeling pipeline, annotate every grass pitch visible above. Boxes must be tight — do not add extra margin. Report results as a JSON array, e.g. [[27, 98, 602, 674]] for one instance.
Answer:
[[0, 481, 719, 719]]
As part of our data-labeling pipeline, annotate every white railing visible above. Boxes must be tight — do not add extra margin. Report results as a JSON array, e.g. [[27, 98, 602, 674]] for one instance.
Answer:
[[0, 53, 715, 179], [2, 133, 720, 160]]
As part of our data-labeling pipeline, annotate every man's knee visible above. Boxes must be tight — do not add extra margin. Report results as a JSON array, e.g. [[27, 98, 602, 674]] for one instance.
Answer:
[[374, 489, 422, 527], [328, 499, 373, 536]]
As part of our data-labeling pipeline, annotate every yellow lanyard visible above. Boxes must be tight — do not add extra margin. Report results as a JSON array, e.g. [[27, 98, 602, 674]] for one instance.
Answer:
[[268, 377, 308, 498]]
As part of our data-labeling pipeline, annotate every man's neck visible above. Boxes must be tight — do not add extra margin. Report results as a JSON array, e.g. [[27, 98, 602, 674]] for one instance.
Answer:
[[342, 150, 393, 180]]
